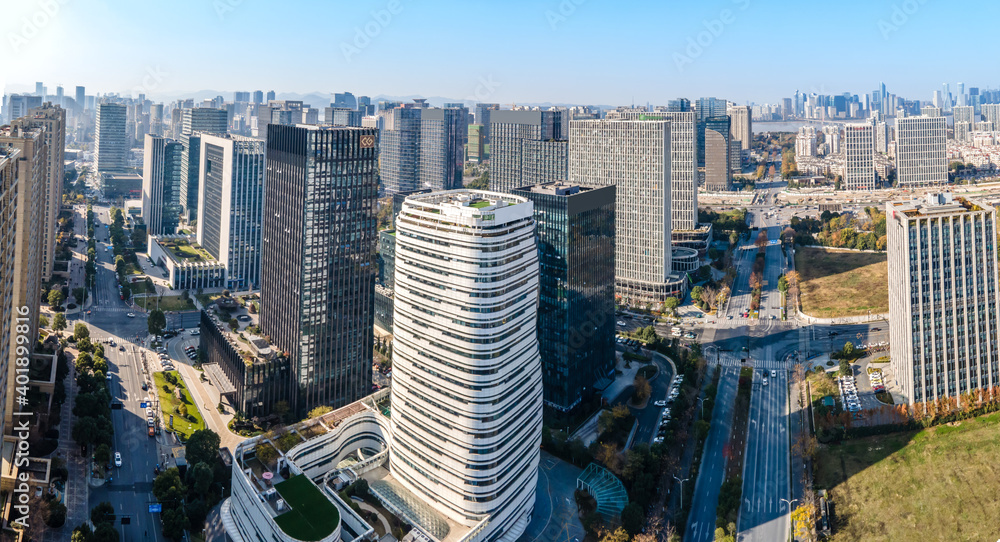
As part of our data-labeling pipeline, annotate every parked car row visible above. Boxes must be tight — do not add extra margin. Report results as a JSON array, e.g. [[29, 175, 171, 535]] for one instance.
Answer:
[[652, 375, 685, 445], [839, 375, 863, 413], [868, 368, 885, 394]]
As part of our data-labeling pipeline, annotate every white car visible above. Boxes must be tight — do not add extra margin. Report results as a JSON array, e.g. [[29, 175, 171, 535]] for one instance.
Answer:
[[126, 313, 135, 318], [763, 377, 768, 386], [653, 400, 667, 407], [114, 452, 122, 467], [771, 370, 776, 378]]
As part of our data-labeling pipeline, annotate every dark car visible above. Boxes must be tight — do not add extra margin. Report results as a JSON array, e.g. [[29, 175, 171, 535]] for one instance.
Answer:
[[828, 331, 838, 336], [871, 327, 881, 332]]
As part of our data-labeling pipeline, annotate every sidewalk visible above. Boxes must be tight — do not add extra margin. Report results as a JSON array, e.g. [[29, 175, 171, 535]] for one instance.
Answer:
[[795, 307, 888, 325], [44, 351, 89, 542]]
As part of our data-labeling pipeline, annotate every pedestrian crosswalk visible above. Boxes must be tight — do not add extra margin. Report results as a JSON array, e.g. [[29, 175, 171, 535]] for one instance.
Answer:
[[712, 354, 787, 371]]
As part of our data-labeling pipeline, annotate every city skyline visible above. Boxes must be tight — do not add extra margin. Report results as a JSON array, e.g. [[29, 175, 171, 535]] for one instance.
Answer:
[[3, 0, 998, 105]]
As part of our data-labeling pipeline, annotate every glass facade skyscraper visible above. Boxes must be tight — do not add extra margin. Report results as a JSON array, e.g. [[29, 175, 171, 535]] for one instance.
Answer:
[[260, 124, 378, 415], [179, 108, 228, 221], [513, 182, 616, 411], [489, 110, 567, 194], [141, 134, 184, 235]]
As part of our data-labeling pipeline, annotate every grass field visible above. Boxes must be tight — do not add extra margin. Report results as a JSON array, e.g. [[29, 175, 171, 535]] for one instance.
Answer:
[[134, 295, 196, 312], [152, 371, 206, 440], [273, 475, 340, 541], [795, 247, 888, 318], [815, 412, 1000, 541]]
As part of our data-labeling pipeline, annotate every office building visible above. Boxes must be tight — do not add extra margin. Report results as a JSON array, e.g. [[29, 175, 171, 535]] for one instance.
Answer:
[[489, 109, 567, 193], [474, 102, 500, 142], [2, 95, 42, 124], [333, 92, 357, 110], [921, 106, 941, 117], [374, 230, 396, 333], [13, 103, 65, 281], [197, 134, 265, 291], [261, 124, 378, 415], [843, 121, 876, 191], [74, 86, 85, 110], [141, 135, 184, 236], [727, 105, 752, 151], [887, 193, 1000, 405], [667, 98, 691, 112], [95, 103, 128, 172], [696, 97, 727, 167], [179, 108, 228, 222], [513, 182, 616, 411], [569, 119, 686, 305], [603, 108, 698, 232], [380, 104, 466, 194], [233, 91, 251, 103], [875, 120, 890, 154], [252, 90, 263, 104], [266, 90, 276, 102], [391, 190, 542, 540], [896, 116, 946, 187], [326, 107, 361, 127], [467, 124, 485, 163], [704, 116, 732, 191]]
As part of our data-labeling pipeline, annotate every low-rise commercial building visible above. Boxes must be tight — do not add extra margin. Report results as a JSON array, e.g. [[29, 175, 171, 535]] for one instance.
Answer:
[[149, 235, 226, 290]]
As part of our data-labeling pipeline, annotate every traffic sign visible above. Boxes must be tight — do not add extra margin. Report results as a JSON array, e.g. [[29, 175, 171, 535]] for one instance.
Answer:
[[140, 402, 147, 408], [148, 504, 162, 513]]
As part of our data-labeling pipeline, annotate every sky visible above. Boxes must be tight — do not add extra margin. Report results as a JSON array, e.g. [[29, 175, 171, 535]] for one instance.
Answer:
[[2, 0, 997, 106]]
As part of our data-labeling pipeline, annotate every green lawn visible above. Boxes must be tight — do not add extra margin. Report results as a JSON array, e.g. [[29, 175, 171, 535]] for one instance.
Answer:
[[273, 475, 341, 541], [161, 238, 214, 263], [128, 280, 156, 295], [816, 412, 1000, 542], [794, 247, 888, 318], [152, 371, 206, 441], [134, 295, 196, 312]]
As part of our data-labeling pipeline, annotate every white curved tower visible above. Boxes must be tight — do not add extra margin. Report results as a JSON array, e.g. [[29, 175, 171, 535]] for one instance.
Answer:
[[390, 190, 542, 540]]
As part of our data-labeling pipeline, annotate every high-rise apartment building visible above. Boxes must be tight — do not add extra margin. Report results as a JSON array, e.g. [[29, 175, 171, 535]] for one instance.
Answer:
[[896, 115, 946, 187], [887, 193, 1000, 405], [95, 103, 128, 172], [0, 148, 19, 443], [981, 104, 1000, 132], [197, 134, 265, 291], [921, 106, 942, 118], [75, 86, 85, 110], [391, 190, 542, 540], [142, 135, 184, 236], [266, 90, 275, 102], [704, 116, 732, 192], [261, 124, 377, 415], [179, 108, 228, 222], [2, 95, 42, 124], [513, 182, 615, 411], [843, 121, 876, 190], [569, 119, 685, 305], [489, 110, 567, 193], [13, 103, 65, 281], [150, 104, 164, 136], [467, 124, 485, 163], [727, 105, 752, 150]]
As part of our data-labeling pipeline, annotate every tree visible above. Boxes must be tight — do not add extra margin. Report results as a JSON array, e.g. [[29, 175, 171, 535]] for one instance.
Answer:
[[185, 429, 221, 468], [74, 322, 90, 341], [44, 500, 67, 527], [663, 296, 680, 315], [620, 502, 645, 535], [48, 289, 65, 307], [633, 375, 651, 403], [39, 315, 50, 329], [71, 524, 94, 542], [191, 462, 214, 497], [755, 229, 769, 250], [843, 341, 855, 358], [91, 501, 115, 527], [255, 442, 278, 465], [94, 443, 112, 465], [72, 417, 99, 447], [690, 286, 704, 306], [53, 312, 68, 333], [598, 527, 631, 542], [228, 318, 239, 331], [148, 309, 166, 336], [307, 405, 333, 419], [161, 507, 190, 540], [93, 523, 120, 542], [114, 255, 126, 276]]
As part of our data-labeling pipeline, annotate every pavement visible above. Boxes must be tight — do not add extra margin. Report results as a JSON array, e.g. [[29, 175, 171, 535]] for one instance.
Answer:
[[518, 450, 586, 542]]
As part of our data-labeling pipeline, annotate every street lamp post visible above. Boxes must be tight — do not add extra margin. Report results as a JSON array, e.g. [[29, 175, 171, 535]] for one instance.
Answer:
[[673, 475, 690, 509], [780, 497, 798, 511]]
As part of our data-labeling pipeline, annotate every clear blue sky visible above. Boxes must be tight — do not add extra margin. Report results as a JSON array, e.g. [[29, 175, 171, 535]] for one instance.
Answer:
[[1, 0, 995, 105]]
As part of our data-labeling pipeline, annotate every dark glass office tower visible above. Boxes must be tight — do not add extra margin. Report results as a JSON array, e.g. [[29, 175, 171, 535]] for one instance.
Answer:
[[261, 124, 378, 415], [513, 181, 616, 411]]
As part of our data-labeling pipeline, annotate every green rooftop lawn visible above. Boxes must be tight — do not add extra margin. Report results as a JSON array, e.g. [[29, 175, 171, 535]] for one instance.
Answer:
[[161, 238, 214, 263], [469, 200, 492, 208], [273, 475, 341, 541]]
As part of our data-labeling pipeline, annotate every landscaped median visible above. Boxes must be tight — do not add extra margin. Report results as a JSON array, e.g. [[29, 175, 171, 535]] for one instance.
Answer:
[[153, 370, 206, 440], [715, 367, 752, 533], [272, 474, 341, 541]]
